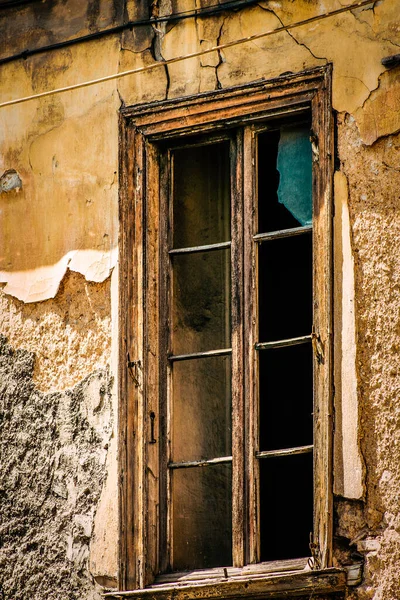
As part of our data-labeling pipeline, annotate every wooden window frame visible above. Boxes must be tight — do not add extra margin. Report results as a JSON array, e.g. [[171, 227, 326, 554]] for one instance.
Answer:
[[117, 65, 343, 598]]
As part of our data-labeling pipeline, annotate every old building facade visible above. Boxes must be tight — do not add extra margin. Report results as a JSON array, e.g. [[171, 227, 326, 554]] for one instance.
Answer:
[[0, 0, 399, 599]]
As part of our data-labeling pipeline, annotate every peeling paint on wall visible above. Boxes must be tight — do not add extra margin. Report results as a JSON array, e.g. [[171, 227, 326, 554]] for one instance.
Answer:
[[355, 68, 400, 146], [333, 170, 364, 501], [0, 38, 119, 304], [0, 270, 112, 393]]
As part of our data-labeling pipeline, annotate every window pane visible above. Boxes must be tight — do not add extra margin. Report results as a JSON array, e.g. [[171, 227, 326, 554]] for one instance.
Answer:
[[172, 249, 231, 355], [172, 142, 231, 249], [258, 233, 312, 342], [260, 453, 313, 561], [277, 126, 312, 227], [172, 464, 232, 570], [258, 124, 312, 233], [259, 343, 313, 452], [172, 356, 232, 463]]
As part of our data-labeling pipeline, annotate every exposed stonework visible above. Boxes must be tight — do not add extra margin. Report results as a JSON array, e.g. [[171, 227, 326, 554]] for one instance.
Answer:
[[0, 335, 113, 600], [0, 270, 111, 393]]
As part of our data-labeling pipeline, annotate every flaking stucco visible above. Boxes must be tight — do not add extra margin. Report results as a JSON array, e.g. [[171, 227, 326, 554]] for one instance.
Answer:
[[0, 335, 114, 600], [0, 38, 119, 303], [0, 270, 111, 393], [1, 0, 400, 597]]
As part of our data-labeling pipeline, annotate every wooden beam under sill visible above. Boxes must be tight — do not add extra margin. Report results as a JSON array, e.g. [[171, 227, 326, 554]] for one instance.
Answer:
[[104, 567, 347, 599]]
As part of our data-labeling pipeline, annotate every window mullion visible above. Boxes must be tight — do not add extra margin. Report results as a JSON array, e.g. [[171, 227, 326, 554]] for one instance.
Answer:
[[243, 125, 259, 565], [231, 129, 245, 568]]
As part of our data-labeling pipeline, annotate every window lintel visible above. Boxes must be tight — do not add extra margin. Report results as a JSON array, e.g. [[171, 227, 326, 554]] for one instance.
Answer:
[[120, 65, 332, 139]]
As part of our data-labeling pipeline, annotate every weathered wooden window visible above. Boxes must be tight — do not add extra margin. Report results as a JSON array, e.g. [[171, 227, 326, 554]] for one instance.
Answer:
[[117, 67, 345, 598]]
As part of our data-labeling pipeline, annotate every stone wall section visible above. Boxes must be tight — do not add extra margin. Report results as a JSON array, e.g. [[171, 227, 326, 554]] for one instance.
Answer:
[[0, 336, 113, 599]]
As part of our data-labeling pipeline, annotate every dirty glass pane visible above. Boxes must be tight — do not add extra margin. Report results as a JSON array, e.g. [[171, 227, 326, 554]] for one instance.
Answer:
[[258, 124, 312, 233], [260, 453, 313, 561], [172, 249, 231, 355], [172, 464, 232, 570], [259, 343, 313, 452], [172, 356, 232, 463], [172, 142, 231, 249], [258, 232, 312, 342]]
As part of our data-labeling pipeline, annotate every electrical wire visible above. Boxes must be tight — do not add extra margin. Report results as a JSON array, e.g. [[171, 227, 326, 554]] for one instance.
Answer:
[[0, 0, 259, 66], [0, 0, 41, 8], [0, 0, 377, 110]]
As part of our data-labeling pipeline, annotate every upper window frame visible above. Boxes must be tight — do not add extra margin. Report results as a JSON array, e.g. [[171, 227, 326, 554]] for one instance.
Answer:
[[117, 65, 341, 597]]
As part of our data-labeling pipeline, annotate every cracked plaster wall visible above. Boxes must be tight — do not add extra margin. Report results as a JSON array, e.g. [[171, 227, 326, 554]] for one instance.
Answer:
[[1, 0, 400, 598]]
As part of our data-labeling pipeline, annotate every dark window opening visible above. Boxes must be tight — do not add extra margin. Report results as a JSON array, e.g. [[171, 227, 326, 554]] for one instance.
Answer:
[[167, 125, 313, 570], [256, 124, 313, 563], [260, 452, 313, 561]]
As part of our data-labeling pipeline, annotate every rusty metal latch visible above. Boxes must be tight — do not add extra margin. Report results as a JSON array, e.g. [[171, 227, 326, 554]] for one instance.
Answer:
[[149, 411, 157, 444], [127, 353, 141, 387]]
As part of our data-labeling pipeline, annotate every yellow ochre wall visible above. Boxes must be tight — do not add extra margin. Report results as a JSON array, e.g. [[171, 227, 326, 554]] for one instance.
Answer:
[[0, 1, 399, 598]]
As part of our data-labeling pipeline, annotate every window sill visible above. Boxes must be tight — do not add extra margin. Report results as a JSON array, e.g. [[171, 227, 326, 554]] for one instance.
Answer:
[[104, 560, 347, 599]]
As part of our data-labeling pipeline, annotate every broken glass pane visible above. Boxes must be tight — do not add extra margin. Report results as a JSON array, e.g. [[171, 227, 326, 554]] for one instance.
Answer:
[[258, 343, 313, 452], [277, 125, 312, 227], [259, 452, 313, 561]]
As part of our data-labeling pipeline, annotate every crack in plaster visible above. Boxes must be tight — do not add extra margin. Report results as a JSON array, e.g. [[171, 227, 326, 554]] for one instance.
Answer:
[[349, 2, 378, 29], [344, 75, 372, 100], [355, 66, 399, 135], [382, 37, 400, 48], [215, 17, 227, 90], [150, 0, 171, 100], [382, 161, 400, 172], [258, 4, 328, 63], [117, 87, 125, 109], [257, 3, 398, 119], [350, 3, 400, 53]]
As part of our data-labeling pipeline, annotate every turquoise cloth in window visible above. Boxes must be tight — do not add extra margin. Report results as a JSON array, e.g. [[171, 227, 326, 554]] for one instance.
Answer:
[[277, 126, 312, 227]]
